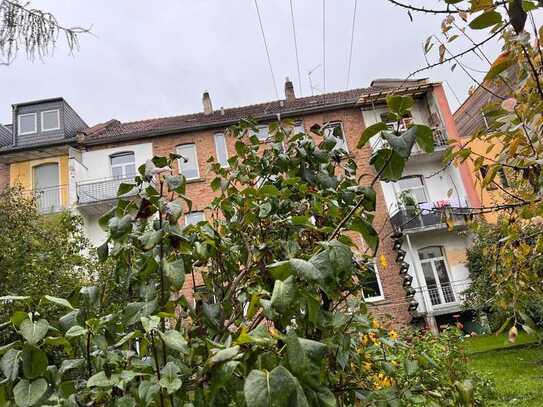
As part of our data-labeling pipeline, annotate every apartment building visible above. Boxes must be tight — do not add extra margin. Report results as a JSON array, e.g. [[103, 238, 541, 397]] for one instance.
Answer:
[[0, 78, 477, 331], [454, 80, 510, 223]]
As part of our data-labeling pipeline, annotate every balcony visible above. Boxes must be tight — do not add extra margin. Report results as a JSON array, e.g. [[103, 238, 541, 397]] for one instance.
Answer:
[[25, 185, 68, 214], [390, 199, 471, 234], [76, 176, 136, 215], [371, 127, 448, 158], [416, 279, 471, 316]]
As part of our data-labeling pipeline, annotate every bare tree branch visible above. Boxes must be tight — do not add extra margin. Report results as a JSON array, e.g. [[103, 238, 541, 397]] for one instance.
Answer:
[[0, 0, 91, 65]]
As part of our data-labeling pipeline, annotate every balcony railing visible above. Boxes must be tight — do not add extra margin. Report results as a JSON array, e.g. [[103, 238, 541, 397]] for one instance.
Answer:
[[76, 176, 135, 206], [416, 279, 471, 313], [25, 185, 68, 214], [411, 127, 448, 155], [371, 127, 448, 155], [390, 199, 471, 233]]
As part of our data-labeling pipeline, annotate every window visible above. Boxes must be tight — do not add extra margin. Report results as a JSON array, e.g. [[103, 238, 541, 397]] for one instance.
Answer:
[[396, 175, 428, 205], [110, 152, 136, 179], [294, 121, 305, 134], [380, 112, 413, 132], [33, 163, 60, 213], [361, 261, 384, 302], [323, 121, 348, 152], [176, 144, 200, 180], [214, 133, 229, 167], [18, 113, 37, 135], [185, 211, 205, 225], [41, 110, 60, 131], [418, 246, 455, 306], [254, 125, 270, 141]]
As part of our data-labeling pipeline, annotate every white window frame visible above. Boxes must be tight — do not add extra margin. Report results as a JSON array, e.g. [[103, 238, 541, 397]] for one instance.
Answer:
[[18, 112, 37, 135], [363, 261, 385, 303], [176, 144, 200, 180], [185, 211, 205, 225], [213, 133, 229, 167], [323, 121, 349, 153], [418, 246, 456, 306], [395, 175, 429, 207], [40, 109, 61, 132], [110, 151, 136, 179]]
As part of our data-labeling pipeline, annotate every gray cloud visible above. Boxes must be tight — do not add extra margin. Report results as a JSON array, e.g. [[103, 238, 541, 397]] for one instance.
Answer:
[[1, 0, 501, 126]]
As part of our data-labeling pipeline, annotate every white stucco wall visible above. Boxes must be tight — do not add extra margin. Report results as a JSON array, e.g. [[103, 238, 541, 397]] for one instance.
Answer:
[[401, 231, 471, 316], [80, 143, 153, 182], [77, 143, 154, 246]]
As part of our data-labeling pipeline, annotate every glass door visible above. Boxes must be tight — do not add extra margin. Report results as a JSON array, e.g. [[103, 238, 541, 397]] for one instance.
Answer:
[[418, 246, 456, 306]]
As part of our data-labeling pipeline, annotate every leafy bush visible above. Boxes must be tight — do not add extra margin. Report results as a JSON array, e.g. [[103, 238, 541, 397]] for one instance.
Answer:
[[0, 101, 486, 406]]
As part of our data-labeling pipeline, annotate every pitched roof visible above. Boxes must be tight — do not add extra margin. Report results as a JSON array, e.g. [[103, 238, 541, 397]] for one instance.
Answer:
[[0, 124, 12, 147], [82, 80, 435, 146]]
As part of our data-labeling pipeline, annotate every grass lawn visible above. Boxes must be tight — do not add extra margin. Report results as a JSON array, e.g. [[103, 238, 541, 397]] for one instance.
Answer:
[[465, 333, 543, 406]]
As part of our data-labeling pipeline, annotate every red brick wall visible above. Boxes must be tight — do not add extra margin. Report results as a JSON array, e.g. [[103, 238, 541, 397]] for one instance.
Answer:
[[146, 106, 411, 325]]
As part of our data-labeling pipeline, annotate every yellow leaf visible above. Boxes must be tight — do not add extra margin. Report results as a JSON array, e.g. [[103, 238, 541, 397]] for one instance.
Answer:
[[379, 254, 388, 269]]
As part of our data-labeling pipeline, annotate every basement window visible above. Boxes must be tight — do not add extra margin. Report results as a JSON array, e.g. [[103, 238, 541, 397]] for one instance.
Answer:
[[18, 113, 37, 135]]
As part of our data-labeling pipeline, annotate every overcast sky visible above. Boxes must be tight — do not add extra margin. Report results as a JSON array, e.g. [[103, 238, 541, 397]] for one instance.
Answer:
[[1, 0, 502, 126]]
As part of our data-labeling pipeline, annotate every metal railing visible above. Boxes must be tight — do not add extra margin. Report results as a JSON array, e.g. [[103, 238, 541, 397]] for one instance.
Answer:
[[25, 185, 68, 214], [371, 127, 448, 154], [390, 200, 471, 233], [76, 176, 135, 205], [416, 279, 471, 310], [411, 127, 448, 154]]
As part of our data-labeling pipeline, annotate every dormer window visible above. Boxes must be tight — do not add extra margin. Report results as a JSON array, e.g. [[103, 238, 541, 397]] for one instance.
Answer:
[[18, 113, 37, 135], [41, 110, 60, 131]]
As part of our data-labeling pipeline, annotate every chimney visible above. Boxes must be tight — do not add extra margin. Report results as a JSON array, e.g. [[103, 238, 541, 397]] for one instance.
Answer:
[[202, 91, 213, 115], [284, 77, 295, 101]]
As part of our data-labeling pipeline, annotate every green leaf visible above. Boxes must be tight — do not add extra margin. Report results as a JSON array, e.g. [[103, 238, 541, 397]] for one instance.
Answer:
[[164, 259, 186, 290], [65, 325, 87, 339], [258, 202, 272, 218], [270, 276, 296, 313], [350, 218, 379, 254], [58, 359, 84, 376], [370, 149, 405, 182], [165, 174, 186, 194], [244, 366, 298, 407], [21, 345, 47, 380], [87, 371, 115, 388], [138, 380, 161, 405], [19, 320, 49, 346], [383, 128, 416, 159], [140, 316, 160, 333], [0, 296, 30, 302], [386, 95, 414, 116], [117, 183, 136, 196], [209, 346, 240, 365], [158, 330, 188, 353], [124, 299, 158, 326], [1, 349, 20, 382], [484, 54, 514, 81], [13, 378, 48, 407], [469, 10, 502, 29], [113, 331, 138, 348], [413, 125, 435, 153], [159, 362, 182, 395], [43, 296, 74, 310], [404, 358, 418, 376], [357, 122, 388, 148]]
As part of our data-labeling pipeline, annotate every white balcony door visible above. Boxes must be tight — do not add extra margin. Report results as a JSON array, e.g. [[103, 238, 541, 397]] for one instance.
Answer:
[[418, 246, 456, 306], [33, 163, 60, 212]]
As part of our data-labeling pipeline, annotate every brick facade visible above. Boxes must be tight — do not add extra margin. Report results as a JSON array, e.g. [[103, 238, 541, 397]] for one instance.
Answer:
[[0, 163, 9, 190], [147, 106, 412, 326]]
